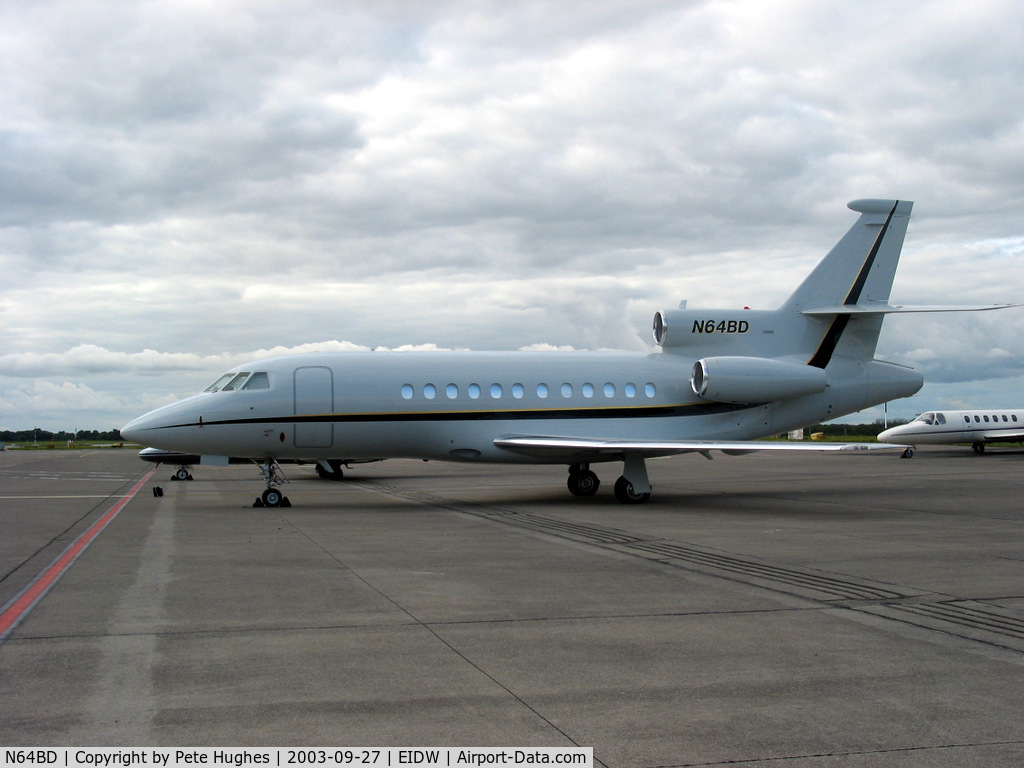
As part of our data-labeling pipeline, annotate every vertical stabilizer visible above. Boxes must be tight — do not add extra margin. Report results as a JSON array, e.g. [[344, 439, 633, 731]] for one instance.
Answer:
[[652, 200, 915, 364], [785, 199, 913, 366]]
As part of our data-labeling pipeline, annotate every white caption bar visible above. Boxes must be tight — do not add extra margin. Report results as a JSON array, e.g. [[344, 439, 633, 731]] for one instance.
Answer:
[[1, 749, 592, 768]]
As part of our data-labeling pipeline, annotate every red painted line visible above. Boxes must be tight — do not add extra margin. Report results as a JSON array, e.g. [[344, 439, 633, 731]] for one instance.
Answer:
[[0, 468, 157, 644]]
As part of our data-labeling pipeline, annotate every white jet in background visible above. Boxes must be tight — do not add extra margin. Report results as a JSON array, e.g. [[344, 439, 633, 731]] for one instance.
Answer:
[[878, 410, 1024, 457]]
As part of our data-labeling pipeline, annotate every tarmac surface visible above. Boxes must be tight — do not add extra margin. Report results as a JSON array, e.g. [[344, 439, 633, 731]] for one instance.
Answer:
[[1, 445, 1023, 766]]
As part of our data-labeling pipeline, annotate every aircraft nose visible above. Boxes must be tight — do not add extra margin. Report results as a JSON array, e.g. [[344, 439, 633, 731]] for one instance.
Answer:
[[120, 396, 203, 448], [120, 411, 159, 444], [877, 425, 903, 443], [120, 415, 146, 444]]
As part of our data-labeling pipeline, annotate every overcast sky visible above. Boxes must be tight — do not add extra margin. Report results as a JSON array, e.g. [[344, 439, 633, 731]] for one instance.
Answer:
[[2, 0, 1023, 432]]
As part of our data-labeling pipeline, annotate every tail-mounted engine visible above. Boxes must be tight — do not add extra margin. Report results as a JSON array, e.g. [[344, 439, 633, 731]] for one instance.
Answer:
[[691, 356, 828, 404], [653, 307, 773, 349]]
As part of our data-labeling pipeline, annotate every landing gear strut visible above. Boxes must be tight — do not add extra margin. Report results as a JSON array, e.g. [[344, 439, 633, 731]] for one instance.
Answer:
[[615, 454, 651, 504], [253, 458, 290, 508]]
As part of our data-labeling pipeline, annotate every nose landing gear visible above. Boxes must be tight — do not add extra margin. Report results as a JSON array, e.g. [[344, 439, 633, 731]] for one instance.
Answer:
[[172, 465, 194, 481], [253, 458, 290, 507]]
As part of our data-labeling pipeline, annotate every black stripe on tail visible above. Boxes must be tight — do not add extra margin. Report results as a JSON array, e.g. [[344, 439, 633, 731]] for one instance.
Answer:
[[806, 201, 899, 369]]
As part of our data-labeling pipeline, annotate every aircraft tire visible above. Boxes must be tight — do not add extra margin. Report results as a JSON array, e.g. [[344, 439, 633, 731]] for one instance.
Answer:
[[316, 462, 345, 480], [614, 476, 651, 504], [901, 448, 914, 459], [972, 442, 985, 454], [262, 488, 284, 507], [567, 469, 600, 497]]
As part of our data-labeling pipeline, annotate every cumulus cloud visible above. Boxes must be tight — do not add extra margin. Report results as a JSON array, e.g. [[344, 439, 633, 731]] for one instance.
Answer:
[[2, 0, 1023, 429]]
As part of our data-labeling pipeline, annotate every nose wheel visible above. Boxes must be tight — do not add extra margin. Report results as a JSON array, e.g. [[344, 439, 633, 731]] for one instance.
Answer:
[[259, 488, 290, 507]]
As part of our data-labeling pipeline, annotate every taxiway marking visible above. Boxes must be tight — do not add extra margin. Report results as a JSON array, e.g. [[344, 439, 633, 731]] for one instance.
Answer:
[[0, 468, 156, 644]]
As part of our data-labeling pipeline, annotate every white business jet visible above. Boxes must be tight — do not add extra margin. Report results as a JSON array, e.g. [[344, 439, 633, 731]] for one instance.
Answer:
[[121, 199, 1013, 506], [878, 410, 1024, 457]]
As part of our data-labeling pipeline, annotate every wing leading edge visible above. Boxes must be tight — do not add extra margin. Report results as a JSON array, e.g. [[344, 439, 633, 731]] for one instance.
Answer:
[[494, 435, 900, 460]]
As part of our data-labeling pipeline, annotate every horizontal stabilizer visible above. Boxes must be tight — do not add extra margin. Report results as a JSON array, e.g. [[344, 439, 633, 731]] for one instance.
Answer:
[[495, 435, 902, 460], [803, 303, 1019, 315]]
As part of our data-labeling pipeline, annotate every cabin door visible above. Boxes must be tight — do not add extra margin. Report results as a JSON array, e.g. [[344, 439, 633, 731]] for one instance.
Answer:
[[293, 366, 334, 448]]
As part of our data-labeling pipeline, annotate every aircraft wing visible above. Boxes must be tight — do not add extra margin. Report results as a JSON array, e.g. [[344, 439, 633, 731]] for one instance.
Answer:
[[982, 430, 1024, 442], [494, 436, 900, 460]]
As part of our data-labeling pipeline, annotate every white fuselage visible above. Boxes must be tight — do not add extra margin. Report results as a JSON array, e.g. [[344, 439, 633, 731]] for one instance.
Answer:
[[878, 409, 1024, 446], [121, 349, 922, 464]]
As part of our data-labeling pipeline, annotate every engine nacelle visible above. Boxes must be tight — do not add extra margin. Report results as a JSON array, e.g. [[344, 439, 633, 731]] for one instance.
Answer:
[[653, 308, 771, 348], [691, 356, 828, 404]]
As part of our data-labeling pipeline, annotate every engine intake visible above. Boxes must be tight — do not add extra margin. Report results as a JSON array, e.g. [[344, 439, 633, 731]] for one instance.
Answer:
[[691, 356, 828, 404]]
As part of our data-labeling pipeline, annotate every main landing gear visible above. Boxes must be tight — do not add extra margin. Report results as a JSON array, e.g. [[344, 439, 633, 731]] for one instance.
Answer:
[[253, 458, 290, 508], [315, 459, 346, 480], [567, 465, 600, 496], [567, 455, 653, 504]]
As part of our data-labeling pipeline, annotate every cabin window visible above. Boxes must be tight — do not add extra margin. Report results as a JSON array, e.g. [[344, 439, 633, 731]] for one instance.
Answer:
[[624, 382, 637, 398], [401, 384, 414, 400], [490, 383, 503, 399], [582, 382, 595, 398], [964, 416, 971, 423], [604, 383, 615, 397], [243, 372, 270, 390], [446, 384, 459, 399], [511, 383, 525, 399], [424, 384, 437, 400], [1014, 415, 1019, 422], [975, 416, 981, 422], [537, 383, 549, 398], [1002, 415, 1009, 422], [984, 415, 990, 422], [468, 383, 481, 399], [645, 382, 657, 398], [561, 383, 573, 398]]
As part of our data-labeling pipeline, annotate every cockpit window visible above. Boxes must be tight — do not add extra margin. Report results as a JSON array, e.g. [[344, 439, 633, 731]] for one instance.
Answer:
[[205, 370, 270, 392], [204, 373, 236, 393], [243, 372, 270, 390], [221, 372, 251, 391]]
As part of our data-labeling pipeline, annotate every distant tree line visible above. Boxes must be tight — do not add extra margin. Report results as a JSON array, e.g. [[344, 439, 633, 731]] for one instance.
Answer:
[[1, 428, 123, 443], [804, 421, 908, 438]]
